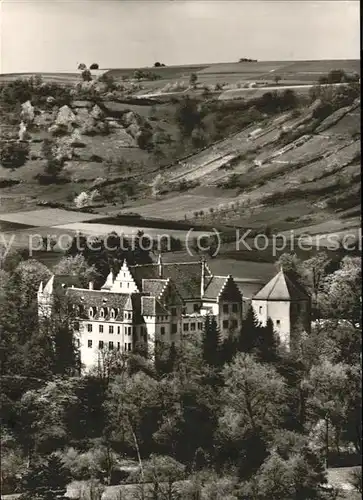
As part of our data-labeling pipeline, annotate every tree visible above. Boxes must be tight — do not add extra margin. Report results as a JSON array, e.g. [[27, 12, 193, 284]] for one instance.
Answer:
[[218, 354, 287, 477], [90, 63, 99, 70], [132, 454, 185, 500], [20, 453, 70, 500], [321, 256, 361, 328], [305, 358, 351, 464], [250, 452, 294, 500], [53, 255, 99, 288], [275, 253, 305, 287], [78, 63, 87, 71], [0, 141, 29, 169], [202, 315, 222, 367], [242, 444, 328, 500], [238, 306, 261, 354], [42, 138, 64, 179], [220, 353, 287, 440], [302, 253, 331, 318], [66, 231, 152, 284], [189, 73, 198, 87], [82, 69, 92, 82], [274, 75, 282, 85], [18, 379, 79, 459], [175, 97, 201, 138], [255, 317, 280, 364]]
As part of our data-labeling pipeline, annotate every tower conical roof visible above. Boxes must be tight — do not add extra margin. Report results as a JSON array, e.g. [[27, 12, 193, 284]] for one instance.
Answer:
[[253, 270, 309, 301]]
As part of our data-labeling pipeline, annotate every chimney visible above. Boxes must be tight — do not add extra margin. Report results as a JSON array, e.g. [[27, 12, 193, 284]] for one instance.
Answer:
[[157, 253, 163, 278], [201, 256, 206, 298], [89, 281, 94, 290]]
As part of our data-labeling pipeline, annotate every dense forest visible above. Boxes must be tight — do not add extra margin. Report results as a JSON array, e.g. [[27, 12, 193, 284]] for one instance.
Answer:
[[0, 236, 361, 499]]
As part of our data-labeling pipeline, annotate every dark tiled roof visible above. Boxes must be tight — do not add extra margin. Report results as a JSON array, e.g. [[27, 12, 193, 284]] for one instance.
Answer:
[[253, 270, 310, 301], [141, 296, 169, 316], [235, 280, 265, 299], [142, 279, 169, 298], [67, 288, 130, 309], [203, 276, 228, 300], [130, 262, 212, 300]]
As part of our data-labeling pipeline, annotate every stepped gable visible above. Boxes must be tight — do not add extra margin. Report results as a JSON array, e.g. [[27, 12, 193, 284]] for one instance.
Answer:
[[142, 278, 169, 298], [203, 276, 228, 300], [129, 261, 213, 300], [253, 270, 309, 301], [203, 274, 243, 301]]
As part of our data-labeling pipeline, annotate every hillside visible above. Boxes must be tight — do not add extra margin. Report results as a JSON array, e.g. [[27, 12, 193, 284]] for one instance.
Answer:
[[0, 62, 360, 239]]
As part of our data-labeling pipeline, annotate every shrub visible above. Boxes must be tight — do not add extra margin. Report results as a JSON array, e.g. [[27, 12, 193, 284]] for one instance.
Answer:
[[81, 69, 92, 82], [90, 63, 99, 70], [0, 141, 29, 169], [189, 73, 198, 87]]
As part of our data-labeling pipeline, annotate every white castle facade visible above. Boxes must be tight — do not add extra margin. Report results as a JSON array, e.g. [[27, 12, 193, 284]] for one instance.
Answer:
[[38, 257, 311, 371]]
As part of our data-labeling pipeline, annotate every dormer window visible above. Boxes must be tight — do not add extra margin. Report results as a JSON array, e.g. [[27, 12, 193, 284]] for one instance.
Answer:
[[99, 308, 105, 318], [89, 307, 94, 318], [110, 308, 116, 319]]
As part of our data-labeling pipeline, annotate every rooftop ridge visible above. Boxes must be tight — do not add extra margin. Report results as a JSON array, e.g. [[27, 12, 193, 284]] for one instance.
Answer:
[[130, 261, 204, 267], [268, 270, 284, 299]]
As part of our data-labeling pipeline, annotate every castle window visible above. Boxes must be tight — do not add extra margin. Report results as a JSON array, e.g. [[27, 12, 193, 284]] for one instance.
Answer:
[[109, 341, 114, 350], [87, 324, 93, 332], [124, 343, 127, 351], [74, 322, 79, 331], [190, 322, 196, 331], [276, 320, 281, 327], [161, 327, 165, 335], [259, 306, 263, 314], [100, 308, 104, 318], [193, 303, 199, 312], [223, 304, 229, 314], [99, 325, 104, 333], [183, 323, 189, 332], [222, 320, 229, 329], [128, 343, 132, 351], [89, 307, 94, 318], [231, 319, 238, 329], [109, 325, 114, 334], [99, 340, 104, 349], [117, 342, 120, 351], [88, 340, 93, 348], [127, 282, 129, 288], [117, 326, 121, 334], [171, 324, 177, 334], [110, 309, 115, 319], [198, 322, 203, 330], [171, 308, 177, 317], [232, 303, 238, 313], [182, 308, 186, 315]]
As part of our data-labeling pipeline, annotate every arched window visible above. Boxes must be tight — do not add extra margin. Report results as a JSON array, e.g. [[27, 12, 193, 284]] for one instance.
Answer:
[[89, 307, 94, 318], [99, 308, 105, 318]]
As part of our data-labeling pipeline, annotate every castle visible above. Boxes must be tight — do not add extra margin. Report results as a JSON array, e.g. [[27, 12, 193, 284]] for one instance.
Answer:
[[37, 256, 311, 370]]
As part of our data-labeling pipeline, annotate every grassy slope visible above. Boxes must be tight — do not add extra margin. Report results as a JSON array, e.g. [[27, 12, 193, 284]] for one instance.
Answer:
[[0, 60, 360, 241]]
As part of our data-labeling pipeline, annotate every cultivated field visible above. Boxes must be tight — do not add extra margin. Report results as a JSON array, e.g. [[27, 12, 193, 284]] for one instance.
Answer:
[[0, 208, 105, 227]]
